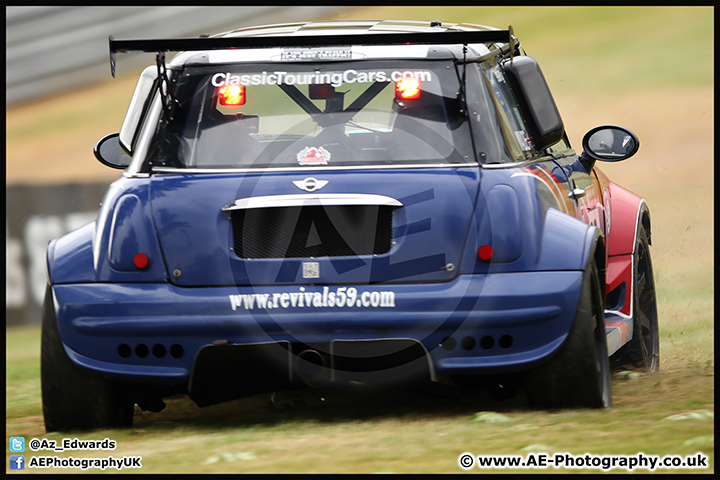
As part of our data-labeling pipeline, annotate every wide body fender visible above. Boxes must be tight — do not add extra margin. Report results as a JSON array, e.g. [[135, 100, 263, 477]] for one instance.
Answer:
[[47, 177, 166, 286], [536, 208, 603, 274], [462, 164, 604, 277], [47, 222, 96, 285], [603, 179, 650, 318], [606, 180, 650, 257]]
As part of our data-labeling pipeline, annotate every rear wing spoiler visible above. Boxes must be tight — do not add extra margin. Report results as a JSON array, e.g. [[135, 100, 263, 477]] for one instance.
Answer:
[[109, 28, 514, 77]]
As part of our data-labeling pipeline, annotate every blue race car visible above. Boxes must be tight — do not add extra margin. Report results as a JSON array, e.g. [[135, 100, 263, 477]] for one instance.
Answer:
[[42, 20, 659, 431]]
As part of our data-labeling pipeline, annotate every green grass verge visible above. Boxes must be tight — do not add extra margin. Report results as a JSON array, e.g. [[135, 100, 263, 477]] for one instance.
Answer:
[[6, 273, 714, 474], [341, 6, 714, 93]]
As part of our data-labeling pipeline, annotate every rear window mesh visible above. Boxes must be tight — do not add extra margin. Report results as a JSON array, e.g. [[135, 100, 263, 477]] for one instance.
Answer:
[[231, 205, 393, 258]]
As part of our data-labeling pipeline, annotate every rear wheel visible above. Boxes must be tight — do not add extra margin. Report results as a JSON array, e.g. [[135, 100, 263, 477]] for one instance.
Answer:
[[41, 285, 134, 431], [525, 260, 611, 409], [612, 223, 659, 372]]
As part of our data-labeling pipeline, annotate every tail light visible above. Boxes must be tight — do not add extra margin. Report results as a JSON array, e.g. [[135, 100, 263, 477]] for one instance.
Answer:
[[133, 253, 150, 269], [477, 245, 494, 261]]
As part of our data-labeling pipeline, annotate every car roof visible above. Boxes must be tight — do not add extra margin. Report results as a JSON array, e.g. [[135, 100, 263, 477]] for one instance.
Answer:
[[218, 19, 500, 38]]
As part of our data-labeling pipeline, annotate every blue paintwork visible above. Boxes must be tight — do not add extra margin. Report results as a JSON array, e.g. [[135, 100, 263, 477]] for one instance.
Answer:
[[108, 194, 151, 271], [148, 168, 480, 286], [53, 269, 581, 382], [47, 156, 601, 384]]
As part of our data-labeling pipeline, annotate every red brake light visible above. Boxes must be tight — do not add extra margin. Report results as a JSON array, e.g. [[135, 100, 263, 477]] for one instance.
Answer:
[[309, 83, 335, 100], [133, 253, 149, 269], [395, 77, 421, 100], [477, 245, 494, 261], [218, 84, 245, 106]]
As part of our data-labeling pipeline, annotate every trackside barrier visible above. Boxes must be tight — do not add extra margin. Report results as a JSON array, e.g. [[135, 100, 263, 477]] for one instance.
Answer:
[[6, 182, 110, 326]]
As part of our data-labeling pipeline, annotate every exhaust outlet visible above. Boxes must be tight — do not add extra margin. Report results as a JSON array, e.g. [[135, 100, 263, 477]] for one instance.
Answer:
[[295, 349, 329, 386]]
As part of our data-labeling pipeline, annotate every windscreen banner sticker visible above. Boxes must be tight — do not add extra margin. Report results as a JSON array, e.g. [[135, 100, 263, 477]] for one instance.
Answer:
[[297, 147, 331, 166], [281, 48, 352, 61], [211, 70, 432, 89], [229, 286, 396, 311]]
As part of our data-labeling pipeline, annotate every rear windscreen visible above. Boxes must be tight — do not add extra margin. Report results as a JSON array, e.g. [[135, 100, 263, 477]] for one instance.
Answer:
[[149, 60, 474, 169]]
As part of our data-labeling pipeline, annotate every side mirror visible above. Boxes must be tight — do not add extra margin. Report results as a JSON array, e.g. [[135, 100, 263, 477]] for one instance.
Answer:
[[579, 125, 639, 169], [94, 133, 132, 169], [500, 56, 564, 150]]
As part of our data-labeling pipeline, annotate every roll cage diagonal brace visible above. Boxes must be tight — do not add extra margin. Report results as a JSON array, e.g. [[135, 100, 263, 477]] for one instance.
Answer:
[[279, 80, 390, 130]]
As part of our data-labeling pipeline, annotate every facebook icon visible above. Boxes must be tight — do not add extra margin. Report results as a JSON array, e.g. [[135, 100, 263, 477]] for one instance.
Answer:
[[10, 455, 25, 470]]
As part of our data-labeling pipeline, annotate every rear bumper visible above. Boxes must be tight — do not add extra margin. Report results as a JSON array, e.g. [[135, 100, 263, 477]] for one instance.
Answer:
[[53, 271, 582, 385]]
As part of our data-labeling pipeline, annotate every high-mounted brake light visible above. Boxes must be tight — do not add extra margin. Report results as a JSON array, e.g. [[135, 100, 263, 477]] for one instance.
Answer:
[[218, 84, 245, 106], [309, 83, 335, 100], [395, 77, 421, 100]]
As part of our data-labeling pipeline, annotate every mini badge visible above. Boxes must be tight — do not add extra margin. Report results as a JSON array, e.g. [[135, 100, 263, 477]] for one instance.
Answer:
[[297, 146, 331, 166], [293, 177, 328, 192]]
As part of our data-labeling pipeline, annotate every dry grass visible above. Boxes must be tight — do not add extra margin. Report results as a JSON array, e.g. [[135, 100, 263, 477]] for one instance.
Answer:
[[5, 351, 714, 473]]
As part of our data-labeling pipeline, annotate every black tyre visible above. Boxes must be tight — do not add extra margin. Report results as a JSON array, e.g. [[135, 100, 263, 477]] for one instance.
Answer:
[[525, 260, 611, 409], [612, 223, 659, 372], [41, 285, 134, 431]]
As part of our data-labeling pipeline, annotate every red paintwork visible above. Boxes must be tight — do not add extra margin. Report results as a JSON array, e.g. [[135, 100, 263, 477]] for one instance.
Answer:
[[595, 167, 646, 316], [604, 186, 644, 255], [606, 255, 633, 316]]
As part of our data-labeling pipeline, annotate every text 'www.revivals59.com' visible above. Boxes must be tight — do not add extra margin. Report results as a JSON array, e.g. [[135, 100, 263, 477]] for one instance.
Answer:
[[458, 452, 708, 472]]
